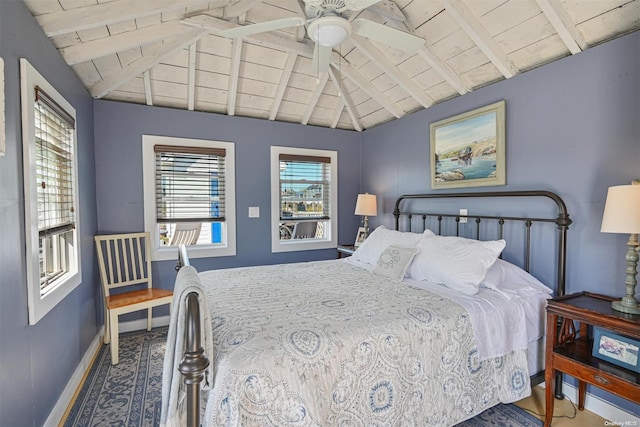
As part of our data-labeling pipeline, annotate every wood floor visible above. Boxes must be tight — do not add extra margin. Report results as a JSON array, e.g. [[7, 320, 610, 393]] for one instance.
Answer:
[[514, 386, 608, 427]]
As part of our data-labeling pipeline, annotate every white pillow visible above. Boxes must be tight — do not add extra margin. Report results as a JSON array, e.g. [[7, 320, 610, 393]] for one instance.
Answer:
[[373, 245, 418, 280], [481, 259, 553, 298], [351, 226, 431, 266], [407, 235, 505, 295]]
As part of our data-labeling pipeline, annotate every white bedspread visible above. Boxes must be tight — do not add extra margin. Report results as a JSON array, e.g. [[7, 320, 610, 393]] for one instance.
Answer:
[[347, 257, 549, 363], [196, 259, 534, 426]]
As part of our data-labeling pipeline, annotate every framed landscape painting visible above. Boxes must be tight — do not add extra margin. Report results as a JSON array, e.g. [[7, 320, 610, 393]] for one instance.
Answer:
[[430, 100, 505, 190]]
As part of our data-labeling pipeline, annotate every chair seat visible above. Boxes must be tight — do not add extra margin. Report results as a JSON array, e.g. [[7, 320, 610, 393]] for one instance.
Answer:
[[107, 288, 173, 310]]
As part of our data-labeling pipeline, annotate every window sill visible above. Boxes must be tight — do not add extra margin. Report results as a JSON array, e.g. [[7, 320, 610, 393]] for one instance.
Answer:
[[271, 239, 336, 253], [152, 244, 236, 261]]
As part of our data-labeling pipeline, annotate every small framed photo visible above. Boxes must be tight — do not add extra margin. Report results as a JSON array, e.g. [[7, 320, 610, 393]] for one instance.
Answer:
[[592, 327, 640, 373], [354, 227, 367, 247]]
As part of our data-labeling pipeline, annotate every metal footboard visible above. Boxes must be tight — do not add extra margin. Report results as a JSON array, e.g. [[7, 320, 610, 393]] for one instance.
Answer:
[[175, 244, 210, 427]]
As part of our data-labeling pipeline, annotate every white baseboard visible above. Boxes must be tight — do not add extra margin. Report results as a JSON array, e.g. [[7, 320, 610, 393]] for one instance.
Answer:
[[118, 315, 170, 333], [540, 381, 637, 422], [44, 316, 170, 426], [44, 326, 104, 427]]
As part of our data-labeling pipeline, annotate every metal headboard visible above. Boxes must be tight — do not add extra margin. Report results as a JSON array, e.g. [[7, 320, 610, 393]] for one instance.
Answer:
[[393, 190, 572, 298]]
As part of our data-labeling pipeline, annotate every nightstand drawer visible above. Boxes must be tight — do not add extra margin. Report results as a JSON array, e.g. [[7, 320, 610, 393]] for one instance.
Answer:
[[553, 353, 640, 403]]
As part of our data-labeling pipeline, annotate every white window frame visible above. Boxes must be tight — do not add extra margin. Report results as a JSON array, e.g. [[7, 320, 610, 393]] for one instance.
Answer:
[[21, 58, 81, 325], [271, 146, 338, 253], [142, 135, 236, 261]]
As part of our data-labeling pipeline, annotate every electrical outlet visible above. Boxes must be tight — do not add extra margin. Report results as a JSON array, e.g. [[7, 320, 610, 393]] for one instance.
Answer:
[[459, 208, 468, 223]]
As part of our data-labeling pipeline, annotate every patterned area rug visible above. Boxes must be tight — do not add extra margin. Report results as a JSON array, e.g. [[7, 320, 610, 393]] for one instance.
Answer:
[[64, 328, 167, 427], [64, 328, 542, 426]]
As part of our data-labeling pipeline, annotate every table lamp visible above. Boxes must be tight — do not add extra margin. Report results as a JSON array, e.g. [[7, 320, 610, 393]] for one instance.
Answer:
[[600, 183, 640, 314], [355, 193, 377, 238]]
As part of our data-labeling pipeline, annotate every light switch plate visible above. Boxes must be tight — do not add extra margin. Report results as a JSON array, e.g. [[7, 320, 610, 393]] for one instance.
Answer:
[[459, 208, 468, 223], [249, 207, 260, 218]]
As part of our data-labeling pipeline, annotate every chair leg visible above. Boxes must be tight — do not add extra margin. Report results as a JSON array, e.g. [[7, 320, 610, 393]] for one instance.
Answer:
[[110, 311, 119, 365], [104, 305, 110, 344], [147, 307, 152, 331]]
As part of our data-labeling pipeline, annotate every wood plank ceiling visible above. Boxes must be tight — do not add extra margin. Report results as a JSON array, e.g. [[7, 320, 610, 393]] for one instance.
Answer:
[[23, 0, 640, 131]]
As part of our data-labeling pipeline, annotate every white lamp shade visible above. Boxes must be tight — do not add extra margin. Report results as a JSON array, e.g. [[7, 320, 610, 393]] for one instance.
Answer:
[[355, 193, 377, 216], [307, 16, 351, 47], [601, 185, 640, 234]]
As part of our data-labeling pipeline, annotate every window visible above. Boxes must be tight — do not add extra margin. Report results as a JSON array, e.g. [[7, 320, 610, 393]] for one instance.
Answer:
[[21, 59, 81, 325], [271, 146, 337, 252], [142, 135, 236, 260]]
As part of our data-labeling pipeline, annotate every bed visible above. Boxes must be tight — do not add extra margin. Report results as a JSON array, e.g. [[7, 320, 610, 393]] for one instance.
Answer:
[[161, 190, 571, 427]]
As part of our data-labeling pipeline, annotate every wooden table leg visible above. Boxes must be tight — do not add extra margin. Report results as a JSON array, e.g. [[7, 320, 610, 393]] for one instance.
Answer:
[[544, 311, 558, 427], [578, 381, 586, 410], [577, 321, 587, 410]]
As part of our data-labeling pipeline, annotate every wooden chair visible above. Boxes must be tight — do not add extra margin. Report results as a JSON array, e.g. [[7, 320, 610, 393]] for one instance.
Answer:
[[292, 221, 318, 239], [95, 232, 173, 364], [169, 222, 202, 246]]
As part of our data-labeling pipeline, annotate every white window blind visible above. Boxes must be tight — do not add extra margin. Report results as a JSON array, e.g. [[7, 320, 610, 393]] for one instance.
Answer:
[[21, 58, 81, 324], [34, 86, 76, 291], [279, 154, 331, 221], [154, 144, 226, 223]]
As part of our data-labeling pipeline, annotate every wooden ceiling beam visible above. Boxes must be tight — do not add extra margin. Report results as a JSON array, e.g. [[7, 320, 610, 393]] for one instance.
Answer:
[[439, 0, 519, 78], [301, 73, 329, 125], [331, 105, 344, 129], [416, 45, 469, 95], [397, 12, 469, 95], [350, 34, 434, 108], [187, 43, 197, 110], [37, 0, 217, 37], [327, 66, 363, 132], [332, 59, 404, 118], [227, 38, 243, 116], [224, 0, 262, 19], [269, 52, 297, 120], [143, 71, 153, 106], [535, 0, 587, 54], [90, 29, 206, 98], [61, 21, 191, 65]]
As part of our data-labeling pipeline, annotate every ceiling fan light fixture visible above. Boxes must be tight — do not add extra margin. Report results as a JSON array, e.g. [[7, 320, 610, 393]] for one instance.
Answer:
[[308, 16, 351, 47]]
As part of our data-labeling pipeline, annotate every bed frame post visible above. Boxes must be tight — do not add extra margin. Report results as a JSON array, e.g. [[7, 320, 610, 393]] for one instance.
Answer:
[[178, 292, 210, 427], [554, 210, 571, 400]]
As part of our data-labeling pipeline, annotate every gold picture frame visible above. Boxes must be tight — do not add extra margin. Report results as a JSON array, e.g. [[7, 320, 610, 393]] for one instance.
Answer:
[[430, 100, 506, 189]]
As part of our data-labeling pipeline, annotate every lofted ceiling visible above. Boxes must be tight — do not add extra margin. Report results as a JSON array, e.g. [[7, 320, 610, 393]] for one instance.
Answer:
[[23, 0, 640, 132]]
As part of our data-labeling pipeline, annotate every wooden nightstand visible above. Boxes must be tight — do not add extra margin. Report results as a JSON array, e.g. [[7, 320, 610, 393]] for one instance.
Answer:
[[337, 244, 356, 258], [544, 292, 640, 427]]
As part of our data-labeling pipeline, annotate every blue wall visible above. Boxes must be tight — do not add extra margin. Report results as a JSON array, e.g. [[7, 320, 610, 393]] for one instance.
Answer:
[[361, 31, 640, 415], [93, 101, 362, 293], [0, 1, 99, 425], [1, 0, 638, 420]]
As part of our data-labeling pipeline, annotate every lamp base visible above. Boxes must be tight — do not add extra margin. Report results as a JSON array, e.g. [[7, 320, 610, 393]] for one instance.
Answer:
[[612, 300, 640, 315]]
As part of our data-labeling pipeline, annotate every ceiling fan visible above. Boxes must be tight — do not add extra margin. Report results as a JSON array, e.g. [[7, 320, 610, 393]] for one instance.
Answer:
[[217, 0, 425, 73]]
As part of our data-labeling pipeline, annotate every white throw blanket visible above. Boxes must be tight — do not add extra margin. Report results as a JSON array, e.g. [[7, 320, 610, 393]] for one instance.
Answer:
[[160, 265, 214, 427]]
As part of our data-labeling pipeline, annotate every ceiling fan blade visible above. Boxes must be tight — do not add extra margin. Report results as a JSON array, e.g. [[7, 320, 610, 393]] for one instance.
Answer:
[[343, 0, 383, 11], [352, 18, 424, 52], [219, 17, 305, 39], [312, 43, 332, 73]]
